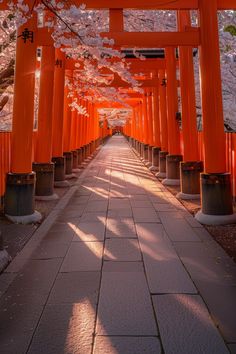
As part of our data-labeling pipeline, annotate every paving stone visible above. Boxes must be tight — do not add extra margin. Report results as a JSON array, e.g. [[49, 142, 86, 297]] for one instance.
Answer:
[[72, 222, 105, 242], [46, 229, 75, 244], [0, 303, 43, 354], [152, 202, 177, 211], [27, 241, 69, 259], [107, 208, 133, 218], [106, 218, 137, 238], [79, 211, 106, 223], [93, 336, 162, 354], [132, 208, 160, 223], [70, 196, 90, 205], [152, 294, 228, 354], [130, 200, 153, 208], [60, 242, 103, 272], [0, 259, 62, 306], [0, 273, 17, 298], [96, 262, 157, 335], [174, 242, 236, 342], [228, 344, 236, 354], [84, 200, 108, 212], [28, 303, 96, 354], [109, 198, 131, 209], [129, 194, 149, 201], [136, 223, 197, 294], [159, 211, 201, 242], [48, 271, 100, 304], [104, 239, 142, 261], [102, 261, 144, 273]]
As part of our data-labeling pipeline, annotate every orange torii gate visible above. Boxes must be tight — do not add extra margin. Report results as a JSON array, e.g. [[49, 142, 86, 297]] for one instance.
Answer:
[[1, 0, 236, 225]]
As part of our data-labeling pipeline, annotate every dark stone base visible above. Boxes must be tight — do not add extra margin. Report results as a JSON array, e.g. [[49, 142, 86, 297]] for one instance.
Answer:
[[33, 162, 55, 197], [180, 161, 203, 195], [52, 156, 66, 182], [159, 151, 168, 174], [166, 154, 183, 180], [63, 151, 73, 175], [201, 173, 233, 215], [5, 172, 36, 216], [72, 150, 78, 169], [152, 147, 161, 168]]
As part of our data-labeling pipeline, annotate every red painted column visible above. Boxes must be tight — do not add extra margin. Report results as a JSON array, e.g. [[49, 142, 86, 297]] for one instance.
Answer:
[[195, 0, 236, 222], [163, 47, 182, 185], [177, 10, 203, 198], [5, 12, 42, 221]]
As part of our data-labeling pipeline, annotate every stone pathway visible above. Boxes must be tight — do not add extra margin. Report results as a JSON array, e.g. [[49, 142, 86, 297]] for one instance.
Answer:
[[0, 136, 236, 354]]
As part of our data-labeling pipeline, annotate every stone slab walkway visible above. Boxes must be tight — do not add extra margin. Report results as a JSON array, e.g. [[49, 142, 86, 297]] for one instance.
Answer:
[[0, 136, 236, 354]]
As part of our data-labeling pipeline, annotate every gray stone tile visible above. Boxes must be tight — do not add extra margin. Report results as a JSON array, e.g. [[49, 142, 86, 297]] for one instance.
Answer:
[[85, 200, 108, 212], [79, 211, 106, 223], [109, 198, 131, 209], [133, 208, 160, 223], [104, 239, 142, 261], [152, 294, 228, 354], [0, 303, 43, 354], [159, 211, 201, 242], [148, 194, 169, 203], [228, 344, 236, 354], [48, 271, 100, 304], [93, 336, 162, 354], [96, 262, 157, 335], [72, 222, 105, 242], [130, 200, 153, 208], [136, 223, 197, 294], [0, 259, 62, 305], [22, 241, 69, 259], [103, 261, 143, 273], [60, 242, 103, 272], [106, 218, 137, 238], [152, 203, 177, 211], [129, 194, 149, 201], [28, 303, 96, 354], [46, 229, 75, 244], [0, 273, 17, 298], [70, 195, 90, 205], [107, 209, 133, 218]]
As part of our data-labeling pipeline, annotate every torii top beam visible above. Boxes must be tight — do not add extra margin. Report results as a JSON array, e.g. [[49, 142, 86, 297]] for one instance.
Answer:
[[0, 0, 235, 11]]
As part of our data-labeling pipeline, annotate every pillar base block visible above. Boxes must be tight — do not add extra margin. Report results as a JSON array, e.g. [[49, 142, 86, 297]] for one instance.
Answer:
[[156, 172, 166, 178], [33, 162, 55, 197], [195, 210, 236, 226], [63, 151, 73, 175], [65, 173, 77, 179], [176, 192, 200, 200], [149, 165, 159, 172], [166, 154, 183, 180], [54, 180, 70, 188], [162, 178, 180, 186], [52, 156, 66, 182], [5, 210, 42, 225], [72, 168, 80, 173], [35, 193, 59, 201]]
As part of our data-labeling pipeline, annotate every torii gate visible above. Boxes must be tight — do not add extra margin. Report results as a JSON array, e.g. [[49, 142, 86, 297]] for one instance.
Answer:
[[1, 0, 236, 225]]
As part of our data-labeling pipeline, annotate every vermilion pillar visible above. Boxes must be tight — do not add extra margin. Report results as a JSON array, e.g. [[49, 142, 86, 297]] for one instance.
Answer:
[[142, 93, 149, 161], [5, 13, 42, 222], [177, 10, 203, 199], [150, 87, 161, 171], [163, 47, 182, 185], [195, 0, 236, 224], [156, 69, 169, 178], [51, 49, 69, 186], [146, 88, 154, 166], [33, 45, 58, 200]]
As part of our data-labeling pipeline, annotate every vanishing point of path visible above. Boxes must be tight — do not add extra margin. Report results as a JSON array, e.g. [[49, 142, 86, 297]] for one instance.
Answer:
[[0, 136, 236, 354]]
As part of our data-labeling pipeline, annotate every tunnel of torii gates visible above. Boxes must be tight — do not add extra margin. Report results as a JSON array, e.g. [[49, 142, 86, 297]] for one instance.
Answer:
[[0, 0, 236, 226]]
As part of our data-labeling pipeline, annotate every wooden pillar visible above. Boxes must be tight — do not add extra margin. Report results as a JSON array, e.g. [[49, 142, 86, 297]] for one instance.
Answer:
[[5, 13, 42, 222], [195, 0, 236, 223], [33, 44, 58, 199], [51, 49, 68, 185], [150, 87, 161, 171], [157, 69, 169, 178], [177, 10, 203, 198], [163, 47, 182, 185]]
